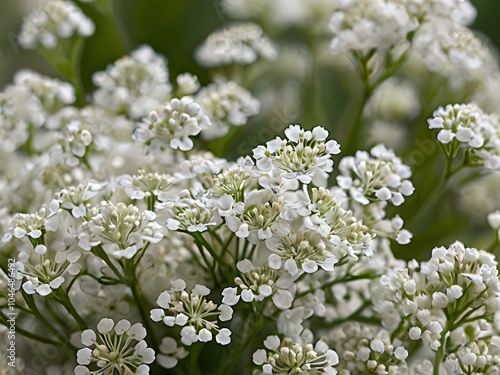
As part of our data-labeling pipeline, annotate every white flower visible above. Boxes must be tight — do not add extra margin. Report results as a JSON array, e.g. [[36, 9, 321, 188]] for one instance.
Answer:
[[337, 144, 414, 206], [77, 202, 163, 259], [176, 73, 200, 95], [150, 280, 233, 346], [75, 318, 154, 374], [253, 336, 339, 374], [428, 103, 500, 170], [196, 81, 260, 140], [134, 97, 211, 152], [329, 0, 417, 56], [92, 45, 172, 119], [19, 0, 95, 49], [253, 125, 340, 187], [225, 259, 295, 310], [195, 22, 277, 67], [157, 337, 188, 369]]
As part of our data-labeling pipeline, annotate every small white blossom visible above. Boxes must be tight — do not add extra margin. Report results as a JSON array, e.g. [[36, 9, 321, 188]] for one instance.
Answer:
[[19, 0, 95, 49], [253, 336, 339, 374], [75, 318, 154, 375], [92, 45, 172, 119], [196, 81, 260, 140], [195, 22, 277, 67], [134, 97, 211, 152], [150, 280, 233, 346]]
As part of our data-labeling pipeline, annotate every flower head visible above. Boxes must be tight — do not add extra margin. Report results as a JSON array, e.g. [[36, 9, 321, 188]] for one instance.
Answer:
[[19, 0, 95, 49], [134, 97, 211, 152], [150, 279, 233, 346], [253, 336, 339, 374], [92, 46, 172, 119], [195, 22, 277, 67], [75, 318, 155, 375]]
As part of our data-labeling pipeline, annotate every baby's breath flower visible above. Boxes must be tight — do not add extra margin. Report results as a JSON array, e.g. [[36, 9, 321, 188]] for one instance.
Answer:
[[176, 73, 200, 96], [329, 0, 417, 56], [166, 190, 218, 233], [403, 0, 476, 26], [222, 259, 295, 310], [0, 70, 75, 151], [208, 166, 252, 200], [56, 182, 104, 218], [266, 230, 338, 276], [49, 120, 93, 167], [330, 323, 408, 375], [92, 45, 172, 119], [196, 80, 260, 139], [253, 335, 339, 374], [224, 189, 290, 245], [413, 24, 494, 84], [8, 200, 60, 242], [150, 279, 233, 346], [299, 187, 374, 259], [134, 97, 211, 152], [195, 22, 278, 67], [352, 201, 413, 245], [374, 241, 500, 354], [75, 318, 155, 375], [253, 125, 340, 187], [17, 244, 81, 296], [428, 103, 500, 169], [337, 144, 414, 206], [78, 201, 163, 259], [120, 169, 176, 202], [19, 0, 95, 49]]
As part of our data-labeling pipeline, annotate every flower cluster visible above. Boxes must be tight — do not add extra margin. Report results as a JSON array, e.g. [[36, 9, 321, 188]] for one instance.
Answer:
[[253, 125, 341, 187], [374, 241, 500, 364], [196, 80, 260, 139], [150, 279, 233, 346], [195, 22, 278, 67], [76, 318, 155, 375], [0, 69, 75, 151], [428, 103, 500, 169], [19, 0, 95, 49], [92, 45, 172, 119], [329, 0, 418, 56], [3, 0, 500, 374], [253, 335, 339, 375], [78, 201, 163, 259], [134, 97, 211, 152], [337, 144, 414, 206], [330, 323, 409, 374]]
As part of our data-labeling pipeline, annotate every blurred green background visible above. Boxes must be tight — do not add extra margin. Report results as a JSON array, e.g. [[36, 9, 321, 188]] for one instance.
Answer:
[[1, 0, 499, 90]]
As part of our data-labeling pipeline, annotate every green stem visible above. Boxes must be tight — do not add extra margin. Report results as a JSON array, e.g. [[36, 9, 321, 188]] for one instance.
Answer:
[[196, 242, 218, 284], [187, 343, 202, 375], [434, 339, 446, 375], [344, 82, 371, 156], [126, 261, 158, 351], [54, 289, 87, 330], [21, 290, 76, 350], [0, 312, 59, 346], [296, 272, 375, 298]]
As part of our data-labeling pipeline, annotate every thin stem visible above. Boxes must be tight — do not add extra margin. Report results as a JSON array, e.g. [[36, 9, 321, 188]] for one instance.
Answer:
[[54, 289, 87, 330], [296, 272, 375, 298], [21, 290, 76, 350], [0, 312, 59, 346], [196, 242, 218, 284], [125, 260, 158, 351]]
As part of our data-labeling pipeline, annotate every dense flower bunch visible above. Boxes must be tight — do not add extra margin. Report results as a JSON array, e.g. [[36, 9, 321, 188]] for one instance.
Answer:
[[2, 0, 500, 374]]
